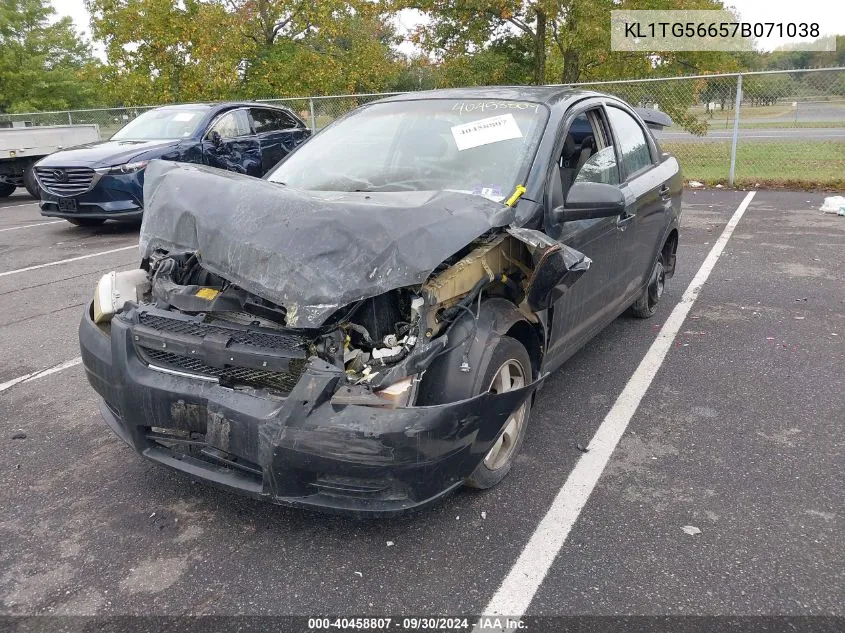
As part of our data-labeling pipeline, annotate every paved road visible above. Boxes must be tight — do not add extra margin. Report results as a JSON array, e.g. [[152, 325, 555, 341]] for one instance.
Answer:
[[657, 127, 845, 143], [0, 189, 842, 621]]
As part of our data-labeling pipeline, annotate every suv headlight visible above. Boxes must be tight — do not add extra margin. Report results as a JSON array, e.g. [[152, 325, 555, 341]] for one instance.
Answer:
[[97, 160, 149, 175]]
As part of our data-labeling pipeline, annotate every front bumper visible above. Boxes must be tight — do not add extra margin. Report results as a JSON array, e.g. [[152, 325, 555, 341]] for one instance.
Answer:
[[80, 304, 537, 515], [39, 171, 144, 221]]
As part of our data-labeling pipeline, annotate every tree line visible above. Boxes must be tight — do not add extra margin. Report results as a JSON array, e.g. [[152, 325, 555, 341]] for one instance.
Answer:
[[1, 0, 843, 113]]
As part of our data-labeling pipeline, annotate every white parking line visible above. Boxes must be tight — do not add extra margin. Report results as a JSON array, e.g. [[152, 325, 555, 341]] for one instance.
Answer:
[[0, 357, 82, 393], [0, 244, 137, 278], [479, 191, 757, 623], [0, 201, 40, 209], [0, 221, 63, 233]]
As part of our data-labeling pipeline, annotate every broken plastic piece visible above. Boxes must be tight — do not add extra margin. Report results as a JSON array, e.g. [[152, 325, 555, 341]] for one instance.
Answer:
[[93, 269, 150, 323], [820, 196, 845, 216]]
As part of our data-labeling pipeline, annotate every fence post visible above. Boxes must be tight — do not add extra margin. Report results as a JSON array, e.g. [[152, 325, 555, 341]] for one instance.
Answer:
[[309, 98, 316, 131], [68, 111, 72, 125], [728, 74, 742, 188]]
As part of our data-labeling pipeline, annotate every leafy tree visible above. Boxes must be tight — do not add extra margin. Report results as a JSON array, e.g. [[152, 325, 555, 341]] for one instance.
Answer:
[[0, 0, 99, 113], [235, 0, 400, 97], [399, 0, 752, 86], [88, 0, 400, 104], [87, 0, 245, 104]]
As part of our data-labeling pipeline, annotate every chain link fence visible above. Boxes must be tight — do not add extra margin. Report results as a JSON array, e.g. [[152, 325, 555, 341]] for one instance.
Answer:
[[570, 67, 845, 188], [1, 68, 842, 188]]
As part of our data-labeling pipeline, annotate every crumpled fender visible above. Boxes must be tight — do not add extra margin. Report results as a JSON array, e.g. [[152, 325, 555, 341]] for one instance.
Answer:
[[416, 297, 540, 405]]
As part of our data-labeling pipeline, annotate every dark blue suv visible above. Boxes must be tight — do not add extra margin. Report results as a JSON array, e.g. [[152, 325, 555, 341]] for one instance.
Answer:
[[35, 102, 310, 226]]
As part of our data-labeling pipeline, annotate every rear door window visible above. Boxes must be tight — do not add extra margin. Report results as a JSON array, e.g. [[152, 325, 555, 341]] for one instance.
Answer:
[[251, 108, 299, 134], [606, 107, 653, 178]]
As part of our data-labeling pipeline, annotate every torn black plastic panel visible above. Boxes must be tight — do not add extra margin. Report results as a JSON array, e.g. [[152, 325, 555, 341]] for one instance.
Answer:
[[506, 227, 592, 311], [140, 160, 517, 328]]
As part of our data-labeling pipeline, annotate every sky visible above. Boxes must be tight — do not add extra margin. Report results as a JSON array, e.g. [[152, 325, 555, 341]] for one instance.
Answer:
[[51, 0, 844, 58]]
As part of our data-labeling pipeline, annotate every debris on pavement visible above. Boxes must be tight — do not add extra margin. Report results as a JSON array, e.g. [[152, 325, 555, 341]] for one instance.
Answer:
[[575, 442, 589, 453], [386, 541, 394, 547], [354, 571, 363, 577], [11, 431, 26, 440], [481, 511, 487, 520], [820, 196, 845, 216], [681, 525, 702, 536], [688, 180, 704, 188]]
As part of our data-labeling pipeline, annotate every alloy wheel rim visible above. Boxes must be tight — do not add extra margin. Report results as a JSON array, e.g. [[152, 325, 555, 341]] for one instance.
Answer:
[[649, 260, 665, 308], [483, 359, 528, 471]]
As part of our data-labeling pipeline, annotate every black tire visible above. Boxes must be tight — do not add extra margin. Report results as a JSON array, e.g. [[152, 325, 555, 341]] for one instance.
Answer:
[[628, 253, 666, 319], [22, 165, 40, 198], [0, 182, 16, 198], [465, 336, 532, 489], [66, 218, 105, 227]]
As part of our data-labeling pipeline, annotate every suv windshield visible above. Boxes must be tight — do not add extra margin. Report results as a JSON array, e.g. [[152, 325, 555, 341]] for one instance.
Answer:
[[111, 107, 208, 140], [266, 99, 548, 201]]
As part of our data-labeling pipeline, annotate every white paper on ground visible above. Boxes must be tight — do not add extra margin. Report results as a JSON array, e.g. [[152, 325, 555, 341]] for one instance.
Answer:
[[451, 113, 523, 151]]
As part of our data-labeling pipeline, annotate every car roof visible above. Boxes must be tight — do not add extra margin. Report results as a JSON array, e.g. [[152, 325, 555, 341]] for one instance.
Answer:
[[152, 102, 295, 112], [378, 86, 602, 108]]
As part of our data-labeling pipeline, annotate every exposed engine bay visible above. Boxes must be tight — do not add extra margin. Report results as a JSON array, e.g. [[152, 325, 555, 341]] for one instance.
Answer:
[[96, 227, 589, 407]]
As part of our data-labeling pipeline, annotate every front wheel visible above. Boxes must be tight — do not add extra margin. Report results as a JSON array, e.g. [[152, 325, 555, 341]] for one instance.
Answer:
[[628, 255, 666, 318], [0, 182, 16, 198], [465, 336, 532, 489], [66, 218, 105, 227]]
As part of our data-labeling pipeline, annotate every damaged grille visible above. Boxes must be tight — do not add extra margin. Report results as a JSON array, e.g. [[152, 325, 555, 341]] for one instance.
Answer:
[[138, 313, 306, 351], [139, 347, 307, 393], [133, 310, 310, 394]]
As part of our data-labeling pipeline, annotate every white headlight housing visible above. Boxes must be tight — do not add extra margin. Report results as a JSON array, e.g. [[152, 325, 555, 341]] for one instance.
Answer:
[[93, 269, 150, 323]]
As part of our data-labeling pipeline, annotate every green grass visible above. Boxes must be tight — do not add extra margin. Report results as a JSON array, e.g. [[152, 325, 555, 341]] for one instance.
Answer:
[[663, 140, 845, 189]]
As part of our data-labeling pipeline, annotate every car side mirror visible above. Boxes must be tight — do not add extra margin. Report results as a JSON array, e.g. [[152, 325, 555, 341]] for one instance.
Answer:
[[208, 130, 222, 147], [553, 182, 625, 222]]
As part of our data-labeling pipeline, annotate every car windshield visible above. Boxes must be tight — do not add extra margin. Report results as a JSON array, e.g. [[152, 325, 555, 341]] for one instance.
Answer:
[[111, 107, 208, 140], [266, 99, 548, 201]]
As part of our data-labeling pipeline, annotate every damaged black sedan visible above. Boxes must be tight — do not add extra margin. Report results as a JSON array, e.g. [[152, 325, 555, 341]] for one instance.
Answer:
[[79, 87, 682, 515]]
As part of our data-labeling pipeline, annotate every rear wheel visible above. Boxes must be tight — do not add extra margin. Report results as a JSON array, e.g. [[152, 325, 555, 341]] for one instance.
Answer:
[[22, 165, 39, 198], [465, 336, 532, 489], [0, 182, 16, 198], [628, 254, 666, 318], [66, 218, 105, 227]]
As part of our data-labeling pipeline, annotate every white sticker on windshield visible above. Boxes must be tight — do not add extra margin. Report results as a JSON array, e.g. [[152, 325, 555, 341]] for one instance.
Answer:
[[172, 112, 196, 122], [451, 113, 523, 151]]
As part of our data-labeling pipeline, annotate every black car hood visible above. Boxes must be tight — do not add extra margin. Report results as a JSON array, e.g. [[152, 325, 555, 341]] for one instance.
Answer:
[[140, 160, 516, 327]]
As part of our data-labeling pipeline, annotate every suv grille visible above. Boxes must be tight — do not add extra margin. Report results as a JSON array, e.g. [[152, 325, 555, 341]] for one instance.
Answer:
[[35, 166, 95, 196]]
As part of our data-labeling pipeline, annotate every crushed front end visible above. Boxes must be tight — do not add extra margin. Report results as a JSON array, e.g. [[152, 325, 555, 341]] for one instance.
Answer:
[[80, 249, 541, 515]]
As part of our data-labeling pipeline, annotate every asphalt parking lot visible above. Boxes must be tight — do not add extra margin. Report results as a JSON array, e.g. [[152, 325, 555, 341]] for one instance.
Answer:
[[0, 189, 842, 621]]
